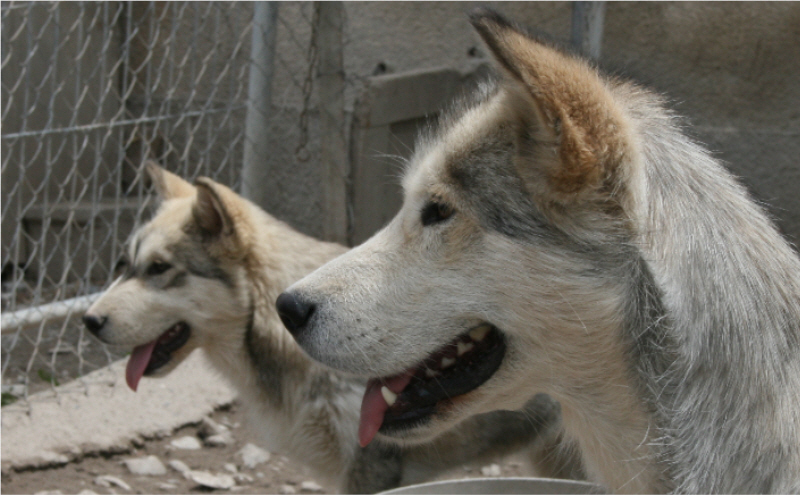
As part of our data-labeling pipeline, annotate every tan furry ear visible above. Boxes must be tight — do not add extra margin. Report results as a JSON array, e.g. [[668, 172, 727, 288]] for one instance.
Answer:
[[470, 9, 629, 198], [145, 161, 195, 200], [192, 177, 235, 239]]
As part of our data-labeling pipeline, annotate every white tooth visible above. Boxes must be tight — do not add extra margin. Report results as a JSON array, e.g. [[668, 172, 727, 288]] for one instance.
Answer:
[[425, 368, 439, 378], [441, 357, 456, 369], [457, 341, 474, 356], [381, 386, 397, 407], [469, 325, 491, 342]]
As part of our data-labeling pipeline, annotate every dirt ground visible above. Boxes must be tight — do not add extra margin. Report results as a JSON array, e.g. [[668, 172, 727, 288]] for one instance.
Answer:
[[1, 400, 532, 495]]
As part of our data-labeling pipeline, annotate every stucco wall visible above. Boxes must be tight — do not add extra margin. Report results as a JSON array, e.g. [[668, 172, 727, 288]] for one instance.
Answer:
[[284, 1, 799, 245], [601, 2, 800, 244]]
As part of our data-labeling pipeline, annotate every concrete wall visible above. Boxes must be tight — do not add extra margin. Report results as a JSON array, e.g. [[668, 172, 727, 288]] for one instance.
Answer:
[[251, 1, 799, 247], [601, 2, 800, 244], [312, 1, 798, 245]]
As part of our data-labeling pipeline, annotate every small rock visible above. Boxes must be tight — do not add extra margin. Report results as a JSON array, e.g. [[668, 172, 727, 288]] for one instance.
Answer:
[[184, 470, 236, 490], [2, 384, 26, 396], [234, 473, 254, 484], [224, 463, 238, 473], [94, 475, 132, 491], [156, 482, 177, 490], [198, 417, 229, 439], [204, 432, 234, 447], [300, 480, 324, 493], [170, 435, 202, 450], [34, 491, 63, 495], [480, 463, 502, 477], [279, 484, 297, 494], [238, 443, 271, 468], [168, 459, 191, 474], [123, 455, 167, 476]]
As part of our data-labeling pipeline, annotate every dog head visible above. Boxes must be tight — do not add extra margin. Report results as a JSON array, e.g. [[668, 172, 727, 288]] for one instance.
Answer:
[[279, 10, 640, 447], [84, 162, 255, 391]]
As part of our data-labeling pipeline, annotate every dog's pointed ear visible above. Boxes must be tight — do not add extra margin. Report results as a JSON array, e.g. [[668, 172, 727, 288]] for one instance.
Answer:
[[470, 9, 630, 199], [145, 161, 195, 200], [192, 177, 236, 239]]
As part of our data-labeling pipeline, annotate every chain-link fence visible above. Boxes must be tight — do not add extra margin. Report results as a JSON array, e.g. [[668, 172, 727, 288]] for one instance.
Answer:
[[1, 1, 336, 405]]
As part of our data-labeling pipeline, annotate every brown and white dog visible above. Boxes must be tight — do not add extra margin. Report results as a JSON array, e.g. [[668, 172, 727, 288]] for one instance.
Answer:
[[278, 10, 800, 493]]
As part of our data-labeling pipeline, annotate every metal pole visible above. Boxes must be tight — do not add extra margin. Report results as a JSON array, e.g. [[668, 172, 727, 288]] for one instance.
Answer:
[[242, 2, 278, 208], [571, 1, 606, 60], [315, 2, 348, 244], [1, 294, 101, 334]]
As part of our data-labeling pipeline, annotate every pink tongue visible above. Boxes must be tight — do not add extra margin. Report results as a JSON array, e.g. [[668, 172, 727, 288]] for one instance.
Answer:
[[358, 372, 414, 447], [126, 341, 157, 392]]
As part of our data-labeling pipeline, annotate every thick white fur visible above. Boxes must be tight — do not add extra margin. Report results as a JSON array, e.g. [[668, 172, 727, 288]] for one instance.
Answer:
[[87, 172, 359, 489], [283, 12, 800, 493]]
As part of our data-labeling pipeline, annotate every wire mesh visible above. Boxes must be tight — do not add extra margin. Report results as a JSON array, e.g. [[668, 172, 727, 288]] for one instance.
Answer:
[[1, 1, 322, 405]]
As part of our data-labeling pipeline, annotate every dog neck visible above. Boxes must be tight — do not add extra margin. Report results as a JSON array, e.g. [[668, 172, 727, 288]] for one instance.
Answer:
[[621, 102, 800, 491], [509, 251, 674, 492], [551, 309, 670, 493], [209, 204, 354, 412], [195, 208, 359, 488], [241, 287, 316, 409], [228, 207, 349, 411], [559, 403, 664, 493], [573, 256, 673, 493]]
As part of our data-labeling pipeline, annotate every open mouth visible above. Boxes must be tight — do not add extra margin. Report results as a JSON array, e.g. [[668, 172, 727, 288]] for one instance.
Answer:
[[125, 322, 191, 391], [359, 323, 505, 446]]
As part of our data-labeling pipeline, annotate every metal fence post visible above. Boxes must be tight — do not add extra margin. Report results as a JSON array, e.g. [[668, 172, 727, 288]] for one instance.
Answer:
[[571, 1, 606, 60], [242, 2, 278, 208], [315, 1, 348, 245]]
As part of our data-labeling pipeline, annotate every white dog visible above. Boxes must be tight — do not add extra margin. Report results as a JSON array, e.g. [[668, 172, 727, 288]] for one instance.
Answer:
[[278, 9, 800, 493]]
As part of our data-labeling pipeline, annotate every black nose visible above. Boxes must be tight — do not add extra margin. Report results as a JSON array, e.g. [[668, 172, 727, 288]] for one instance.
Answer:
[[276, 292, 315, 337], [82, 314, 107, 336]]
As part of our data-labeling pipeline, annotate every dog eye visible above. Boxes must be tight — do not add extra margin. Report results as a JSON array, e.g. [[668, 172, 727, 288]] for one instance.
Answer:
[[421, 201, 454, 226], [146, 261, 172, 276]]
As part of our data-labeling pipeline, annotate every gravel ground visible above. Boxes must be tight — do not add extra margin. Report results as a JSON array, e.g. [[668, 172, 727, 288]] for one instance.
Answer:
[[1, 400, 534, 495]]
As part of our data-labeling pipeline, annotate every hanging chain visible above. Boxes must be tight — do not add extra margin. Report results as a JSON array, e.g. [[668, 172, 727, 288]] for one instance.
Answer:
[[295, 3, 320, 162]]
